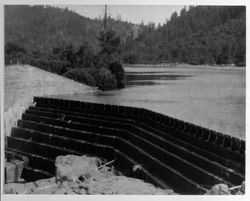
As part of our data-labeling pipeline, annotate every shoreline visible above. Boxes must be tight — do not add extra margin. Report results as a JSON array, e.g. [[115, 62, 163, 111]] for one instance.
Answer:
[[124, 63, 246, 69]]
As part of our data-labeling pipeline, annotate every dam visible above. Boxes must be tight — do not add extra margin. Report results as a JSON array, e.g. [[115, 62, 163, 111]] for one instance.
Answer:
[[5, 96, 245, 194]]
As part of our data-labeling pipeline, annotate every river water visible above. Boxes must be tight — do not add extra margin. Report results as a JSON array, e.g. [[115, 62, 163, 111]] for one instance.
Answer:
[[58, 65, 246, 139]]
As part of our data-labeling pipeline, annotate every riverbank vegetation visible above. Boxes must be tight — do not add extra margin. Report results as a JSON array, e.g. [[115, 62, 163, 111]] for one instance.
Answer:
[[5, 5, 246, 75]]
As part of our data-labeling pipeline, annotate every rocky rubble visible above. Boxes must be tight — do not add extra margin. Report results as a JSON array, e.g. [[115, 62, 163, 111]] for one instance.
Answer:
[[206, 182, 245, 195], [5, 154, 245, 195], [4, 155, 176, 195]]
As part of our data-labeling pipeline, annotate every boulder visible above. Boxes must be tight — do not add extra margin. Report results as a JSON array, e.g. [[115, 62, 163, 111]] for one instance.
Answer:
[[55, 155, 101, 183], [207, 184, 230, 195]]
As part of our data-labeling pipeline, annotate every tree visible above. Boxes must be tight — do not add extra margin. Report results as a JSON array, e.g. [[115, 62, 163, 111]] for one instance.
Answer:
[[60, 45, 75, 67], [75, 43, 94, 67], [97, 29, 121, 67]]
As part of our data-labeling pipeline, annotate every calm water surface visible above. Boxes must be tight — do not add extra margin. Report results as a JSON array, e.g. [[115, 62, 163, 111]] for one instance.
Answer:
[[58, 65, 246, 139]]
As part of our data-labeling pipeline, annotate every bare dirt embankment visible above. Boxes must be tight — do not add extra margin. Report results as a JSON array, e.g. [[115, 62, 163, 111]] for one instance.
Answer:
[[4, 64, 98, 136]]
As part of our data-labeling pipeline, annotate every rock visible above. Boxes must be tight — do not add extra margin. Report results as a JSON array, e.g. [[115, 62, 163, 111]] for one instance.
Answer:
[[53, 187, 74, 195], [235, 190, 244, 195], [133, 164, 142, 172], [72, 184, 87, 194], [80, 175, 175, 195], [4, 182, 37, 194], [31, 184, 58, 194], [207, 184, 231, 195], [107, 176, 174, 195], [34, 177, 55, 187], [55, 155, 101, 183]]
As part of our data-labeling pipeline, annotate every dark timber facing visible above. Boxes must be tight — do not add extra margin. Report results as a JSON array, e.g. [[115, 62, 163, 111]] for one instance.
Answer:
[[5, 96, 245, 194]]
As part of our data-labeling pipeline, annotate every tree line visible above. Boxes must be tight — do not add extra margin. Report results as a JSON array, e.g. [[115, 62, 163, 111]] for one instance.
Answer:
[[5, 5, 246, 66], [130, 6, 246, 66]]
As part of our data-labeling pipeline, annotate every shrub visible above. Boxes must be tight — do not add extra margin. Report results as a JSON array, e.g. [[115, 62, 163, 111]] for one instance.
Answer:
[[5, 43, 28, 65], [63, 68, 96, 87], [48, 60, 71, 75], [88, 67, 117, 91], [27, 59, 70, 75], [5, 42, 26, 56], [5, 52, 24, 65], [123, 54, 137, 64], [108, 62, 125, 88], [19, 54, 33, 64], [30, 59, 48, 70]]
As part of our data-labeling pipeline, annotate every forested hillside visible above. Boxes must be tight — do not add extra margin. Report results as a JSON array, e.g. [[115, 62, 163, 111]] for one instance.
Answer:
[[131, 6, 246, 65], [5, 5, 246, 66], [5, 5, 134, 59]]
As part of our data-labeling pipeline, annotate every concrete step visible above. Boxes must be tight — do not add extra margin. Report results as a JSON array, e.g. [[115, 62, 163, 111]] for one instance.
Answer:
[[5, 148, 54, 174], [34, 97, 244, 155], [7, 136, 83, 159], [12, 124, 236, 189], [9, 127, 208, 194], [28, 105, 135, 124], [5, 150, 52, 182], [6, 133, 176, 192], [20, 112, 244, 185], [28, 105, 244, 172], [22, 166, 53, 182]]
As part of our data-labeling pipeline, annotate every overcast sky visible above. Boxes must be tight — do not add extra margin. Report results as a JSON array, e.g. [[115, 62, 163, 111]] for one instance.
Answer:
[[55, 5, 184, 25]]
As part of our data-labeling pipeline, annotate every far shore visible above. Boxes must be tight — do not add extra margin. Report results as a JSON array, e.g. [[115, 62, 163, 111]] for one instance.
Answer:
[[124, 63, 246, 69]]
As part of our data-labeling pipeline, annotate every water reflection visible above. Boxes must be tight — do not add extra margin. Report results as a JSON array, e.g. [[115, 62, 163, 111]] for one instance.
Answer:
[[126, 73, 193, 83], [127, 81, 161, 87], [126, 80, 177, 87], [128, 71, 178, 74]]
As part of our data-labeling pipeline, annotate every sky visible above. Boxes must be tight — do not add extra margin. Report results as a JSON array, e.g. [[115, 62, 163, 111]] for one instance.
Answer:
[[55, 5, 184, 25]]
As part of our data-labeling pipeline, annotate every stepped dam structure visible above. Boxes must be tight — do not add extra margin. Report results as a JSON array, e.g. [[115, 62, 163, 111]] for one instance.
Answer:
[[5, 96, 245, 194]]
